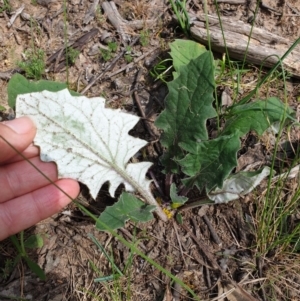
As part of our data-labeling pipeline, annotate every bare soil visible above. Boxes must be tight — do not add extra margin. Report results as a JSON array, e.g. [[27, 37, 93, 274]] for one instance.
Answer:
[[1, 1, 300, 301]]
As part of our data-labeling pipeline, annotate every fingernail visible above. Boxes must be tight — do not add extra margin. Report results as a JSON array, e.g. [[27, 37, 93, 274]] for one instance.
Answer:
[[3, 117, 35, 134]]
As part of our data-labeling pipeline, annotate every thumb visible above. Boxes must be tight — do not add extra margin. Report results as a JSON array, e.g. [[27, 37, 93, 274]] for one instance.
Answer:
[[0, 117, 36, 164]]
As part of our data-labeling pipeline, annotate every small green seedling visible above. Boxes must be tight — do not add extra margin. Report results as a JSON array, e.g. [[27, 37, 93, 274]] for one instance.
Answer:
[[10, 232, 45, 280], [124, 46, 133, 63], [150, 58, 173, 82], [0, 258, 14, 281], [66, 47, 80, 64], [0, 0, 11, 12], [17, 48, 45, 80], [108, 41, 118, 52], [169, 0, 190, 36], [95, 6, 105, 24], [100, 49, 112, 61], [99, 42, 118, 62], [140, 29, 150, 47], [89, 234, 124, 282]]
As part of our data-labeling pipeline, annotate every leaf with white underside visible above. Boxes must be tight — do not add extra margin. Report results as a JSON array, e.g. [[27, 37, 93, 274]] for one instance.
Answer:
[[208, 167, 271, 203], [16, 89, 167, 221]]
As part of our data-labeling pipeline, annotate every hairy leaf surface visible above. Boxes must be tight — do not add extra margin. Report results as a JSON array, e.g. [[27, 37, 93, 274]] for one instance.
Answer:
[[180, 133, 240, 192], [223, 97, 293, 136], [169, 39, 206, 78], [16, 89, 154, 203], [179, 96, 292, 193], [155, 51, 216, 173]]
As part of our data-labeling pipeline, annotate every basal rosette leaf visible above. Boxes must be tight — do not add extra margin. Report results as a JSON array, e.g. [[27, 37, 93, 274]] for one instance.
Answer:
[[96, 192, 156, 231], [179, 97, 294, 195], [169, 39, 207, 79], [155, 51, 217, 173], [207, 167, 271, 203], [170, 183, 188, 209], [8, 73, 80, 108], [16, 89, 167, 221], [222, 97, 294, 137], [180, 133, 240, 192]]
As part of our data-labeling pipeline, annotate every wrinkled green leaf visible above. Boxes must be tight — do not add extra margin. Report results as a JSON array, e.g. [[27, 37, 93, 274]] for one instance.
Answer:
[[170, 39, 207, 78], [223, 97, 293, 137], [170, 183, 188, 208], [8, 73, 79, 108], [179, 96, 293, 193], [155, 51, 216, 173], [180, 133, 240, 192], [24, 257, 46, 280], [24, 234, 44, 249], [208, 166, 271, 203], [96, 192, 156, 231]]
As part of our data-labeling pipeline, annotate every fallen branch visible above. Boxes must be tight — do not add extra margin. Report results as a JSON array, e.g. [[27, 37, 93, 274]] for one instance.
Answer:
[[190, 13, 300, 78]]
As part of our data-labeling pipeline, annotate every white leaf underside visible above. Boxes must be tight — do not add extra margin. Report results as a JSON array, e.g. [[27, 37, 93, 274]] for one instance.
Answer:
[[208, 166, 271, 203], [16, 89, 153, 199]]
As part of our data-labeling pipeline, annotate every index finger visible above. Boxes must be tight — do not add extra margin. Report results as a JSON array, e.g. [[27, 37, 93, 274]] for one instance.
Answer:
[[0, 117, 36, 164]]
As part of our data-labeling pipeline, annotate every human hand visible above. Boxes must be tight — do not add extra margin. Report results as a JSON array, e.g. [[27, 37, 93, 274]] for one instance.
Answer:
[[0, 117, 80, 241]]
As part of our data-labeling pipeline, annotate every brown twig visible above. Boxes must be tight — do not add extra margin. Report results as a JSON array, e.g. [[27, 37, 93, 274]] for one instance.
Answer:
[[3, 11, 22, 44], [119, 227, 147, 251], [173, 220, 188, 267], [105, 47, 159, 80], [132, 69, 156, 138], [204, 264, 212, 288], [223, 216, 240, 247], [80, 37, 140, 95], [203, 215, 222, 247], [216, 0, 246, 3], [148, 170, 165, 198], [181, 225, 259, 300], [47, 28, 99, 72], [256, 257, 267, 301], [181, 223, 221, 272]]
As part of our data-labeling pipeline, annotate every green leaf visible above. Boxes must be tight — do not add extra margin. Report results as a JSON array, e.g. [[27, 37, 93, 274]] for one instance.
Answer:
[[0, 105, 5, 111], [24, 234, 44, 249], [179, 97, 293, 193], [155, 51, 217, 173], [23, 256, 46, 280], [170, 183, 188, 208], [223, 97, 294, 137], [169, 39, 207, 78], [9, 235, 23, 255], [7, 74, 80, 108], [180, 133, 240, 192], [175, 213, 183, 224], [96, 192, 156, 231]]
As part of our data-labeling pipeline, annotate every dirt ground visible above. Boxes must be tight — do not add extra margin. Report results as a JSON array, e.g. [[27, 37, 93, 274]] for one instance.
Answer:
[[1, 0, 300, 300]]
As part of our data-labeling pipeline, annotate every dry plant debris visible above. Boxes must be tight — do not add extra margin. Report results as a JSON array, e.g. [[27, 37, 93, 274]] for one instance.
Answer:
[[1, 1, 300, 301]]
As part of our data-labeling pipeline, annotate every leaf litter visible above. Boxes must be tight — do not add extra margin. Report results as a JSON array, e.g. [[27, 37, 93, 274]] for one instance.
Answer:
[[1, 0, 300, 301]]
